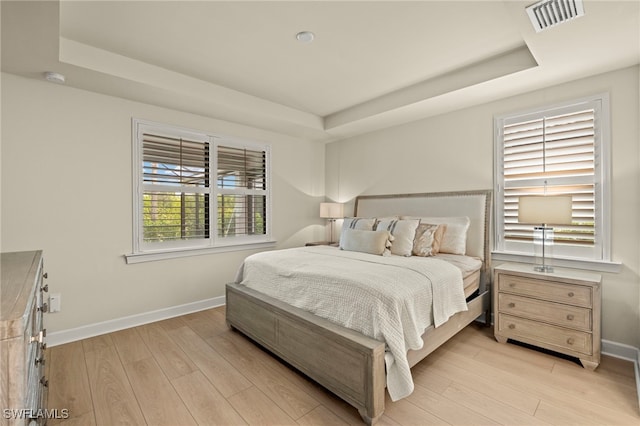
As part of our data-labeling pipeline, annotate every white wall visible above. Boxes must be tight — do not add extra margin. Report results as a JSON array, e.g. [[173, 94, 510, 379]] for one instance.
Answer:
[[3, 65, 638, 349], [326, 66, 640, 349], [1, 72, 325, 333]]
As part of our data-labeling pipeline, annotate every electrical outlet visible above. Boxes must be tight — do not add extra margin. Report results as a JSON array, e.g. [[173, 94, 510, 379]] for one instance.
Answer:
[[49, 293, 61, 313]]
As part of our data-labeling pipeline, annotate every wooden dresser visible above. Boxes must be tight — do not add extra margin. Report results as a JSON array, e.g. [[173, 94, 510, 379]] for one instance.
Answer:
[[494, 262, 602, 370], [0, 251, 49, 425]]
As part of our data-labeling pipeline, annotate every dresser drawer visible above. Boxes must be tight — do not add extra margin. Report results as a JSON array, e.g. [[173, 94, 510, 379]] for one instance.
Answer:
[[1, 251, 48, 425], [498, 274, 592, 307], [498, 293, 592, 331], [497, 313, 592, 355]]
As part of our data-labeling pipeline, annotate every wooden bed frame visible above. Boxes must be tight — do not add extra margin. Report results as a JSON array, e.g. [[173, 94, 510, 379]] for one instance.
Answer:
[[226, 190, 492, 424]]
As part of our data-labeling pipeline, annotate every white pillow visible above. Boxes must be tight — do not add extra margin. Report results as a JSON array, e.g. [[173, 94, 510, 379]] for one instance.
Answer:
[[375, 218, 420, 256], [402, 216, 470, 255], [340, 217, 376, 243], [340, 229, 392, 256]]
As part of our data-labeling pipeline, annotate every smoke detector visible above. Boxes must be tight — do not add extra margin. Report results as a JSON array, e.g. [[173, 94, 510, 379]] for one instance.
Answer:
[[295, 31, 315, 43], [43, 71, 66, 84], [526, 0, 585, 32]]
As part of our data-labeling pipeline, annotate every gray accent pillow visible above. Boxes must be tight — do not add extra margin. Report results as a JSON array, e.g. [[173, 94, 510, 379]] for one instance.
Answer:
[[340, 229, 392, 256]]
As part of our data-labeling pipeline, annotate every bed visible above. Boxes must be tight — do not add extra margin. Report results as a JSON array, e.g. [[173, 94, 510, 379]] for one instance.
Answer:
[[226, 190, 492, 424]]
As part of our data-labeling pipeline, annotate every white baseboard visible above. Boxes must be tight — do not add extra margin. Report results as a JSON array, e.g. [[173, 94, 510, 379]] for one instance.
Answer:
[[46, 296, 225, 347], [601, 339, 640, 362], [584, 339, 640, 411]]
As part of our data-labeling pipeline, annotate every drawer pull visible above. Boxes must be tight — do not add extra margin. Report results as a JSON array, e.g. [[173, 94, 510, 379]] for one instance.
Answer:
[[43, 272, 48, 279], [41, 283, 49, 292], [35, 357, 45, 366], [568, 292, 574, 297], [567, 338, 575, 345], [509, 283, 515, 288], [40, 376, 49, 387], [508, 324, 516, 330], [30, 331, 44, 344], [40, 343, 47, 351], [38, 302, 48, 312], [566, 314, 574, 321], [508, 302, 516, 308]]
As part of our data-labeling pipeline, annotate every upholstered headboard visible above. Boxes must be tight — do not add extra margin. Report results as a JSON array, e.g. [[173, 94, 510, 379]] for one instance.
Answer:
[[354, 190, 492, 282]]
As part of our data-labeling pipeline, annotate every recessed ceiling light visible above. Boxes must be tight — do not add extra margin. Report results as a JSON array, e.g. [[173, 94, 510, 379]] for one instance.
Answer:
[[43, 71, 66, 84], [295, 31, 315, 43]]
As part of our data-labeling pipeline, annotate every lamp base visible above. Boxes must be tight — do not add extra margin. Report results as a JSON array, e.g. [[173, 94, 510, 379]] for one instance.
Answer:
[[532, 226, 555, 274], [327, 219, 336, 245]]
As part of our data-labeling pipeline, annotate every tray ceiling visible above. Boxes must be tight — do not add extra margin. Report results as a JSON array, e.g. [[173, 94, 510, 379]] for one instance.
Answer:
[[2, 1, 639, 142]]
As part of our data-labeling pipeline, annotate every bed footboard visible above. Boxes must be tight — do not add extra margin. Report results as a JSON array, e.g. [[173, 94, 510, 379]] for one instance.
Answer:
[[226, 282, 386, 424]]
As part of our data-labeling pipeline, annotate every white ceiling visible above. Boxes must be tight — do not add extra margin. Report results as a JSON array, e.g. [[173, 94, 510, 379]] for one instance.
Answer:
[[2, 1, 639, 142]]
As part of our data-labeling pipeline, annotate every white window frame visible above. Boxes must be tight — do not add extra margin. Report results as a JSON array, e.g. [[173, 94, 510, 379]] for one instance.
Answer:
[[126, 119, 274, 263], [493, 93, 614, 269]]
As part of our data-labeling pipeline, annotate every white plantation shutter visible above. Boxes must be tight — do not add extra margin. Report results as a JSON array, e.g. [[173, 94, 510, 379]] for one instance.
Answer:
[[216, 144, 268, 238], [142, 133, 210, 243], [495, 96, 609, 261]]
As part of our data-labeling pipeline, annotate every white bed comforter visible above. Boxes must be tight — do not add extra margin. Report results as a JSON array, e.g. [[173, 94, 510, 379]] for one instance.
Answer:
[[235, 246, 468, 401]]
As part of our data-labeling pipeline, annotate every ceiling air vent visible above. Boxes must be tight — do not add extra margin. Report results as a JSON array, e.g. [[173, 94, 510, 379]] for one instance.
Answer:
[[526, 0, 585, 32]]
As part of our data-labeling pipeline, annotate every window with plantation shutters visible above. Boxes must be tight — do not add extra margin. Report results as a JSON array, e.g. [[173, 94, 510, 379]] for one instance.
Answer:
[[494, 95, 610, 261], [131, 120, 272, 258]]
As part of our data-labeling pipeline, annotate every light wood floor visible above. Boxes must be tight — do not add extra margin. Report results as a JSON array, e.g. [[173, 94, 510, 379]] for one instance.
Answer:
[[47, 306, 639, 425]]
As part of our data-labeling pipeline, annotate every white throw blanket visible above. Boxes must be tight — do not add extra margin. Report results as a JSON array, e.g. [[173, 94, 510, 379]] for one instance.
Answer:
[[235, 246, 468, 400]]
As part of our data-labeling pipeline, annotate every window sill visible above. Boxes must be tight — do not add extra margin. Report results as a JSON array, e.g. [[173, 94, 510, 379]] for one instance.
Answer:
[[491, 251, 622, 274], [125, 240, 277, 264]]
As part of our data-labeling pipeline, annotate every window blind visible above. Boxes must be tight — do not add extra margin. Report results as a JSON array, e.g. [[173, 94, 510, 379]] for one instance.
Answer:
[[142, 133, 210, 243], [502, 108, 596, 247], [133, 119, 272, 256], [216, 145, 267, 238]]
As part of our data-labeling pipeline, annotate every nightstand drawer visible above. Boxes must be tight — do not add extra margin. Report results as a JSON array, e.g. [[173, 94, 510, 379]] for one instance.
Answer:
[[498, 313, 593, 355], [498, 274, 592, 308], [498, 293, 591, 331]]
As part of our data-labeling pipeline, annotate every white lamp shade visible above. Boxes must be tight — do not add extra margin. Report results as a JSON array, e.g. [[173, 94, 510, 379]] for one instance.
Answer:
[[320, 202, 344, 219], [518, 195, 573, 225]]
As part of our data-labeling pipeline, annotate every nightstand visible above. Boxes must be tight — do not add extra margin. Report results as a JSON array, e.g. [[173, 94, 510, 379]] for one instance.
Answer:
[[305, 241, 339, 247], [493, 263, 602, 370]]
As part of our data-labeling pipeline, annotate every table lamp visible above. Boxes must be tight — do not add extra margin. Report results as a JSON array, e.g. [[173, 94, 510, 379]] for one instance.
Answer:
[[320, 202, 344, 244], [518, 195, 573, 273]]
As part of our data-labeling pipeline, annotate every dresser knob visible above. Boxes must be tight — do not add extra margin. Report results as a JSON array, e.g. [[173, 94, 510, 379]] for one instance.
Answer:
[[567, 338, 575, 345], [30, 330, 44, 344], [508, 324, 515, 329], [38, 303, 48, 312], [508, 302, 515, 308], [566, 314, 574, 321], [43, 272, 48, 279], [40, 343, 47, 351], [40, 376, 49, 387], [41, 284, 49, 292], [509, 283, 515, 288], [568, 292, 574, 297], [35, 357, 45, 366]]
